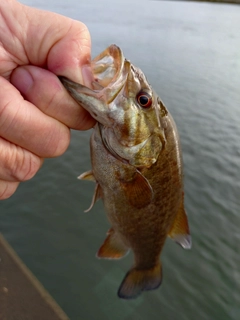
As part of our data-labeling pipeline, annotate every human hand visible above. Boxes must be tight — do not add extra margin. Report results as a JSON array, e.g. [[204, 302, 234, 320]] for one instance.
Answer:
[[0, 0, 95, 200]]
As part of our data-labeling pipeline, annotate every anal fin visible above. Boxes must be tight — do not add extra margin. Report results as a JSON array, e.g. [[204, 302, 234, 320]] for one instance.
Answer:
[[97, 228, 129, 260], [168, 196, 191, 249]]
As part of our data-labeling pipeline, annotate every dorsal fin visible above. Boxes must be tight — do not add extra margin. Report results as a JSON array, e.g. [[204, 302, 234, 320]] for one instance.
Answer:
[[168, 196, 191, 249]]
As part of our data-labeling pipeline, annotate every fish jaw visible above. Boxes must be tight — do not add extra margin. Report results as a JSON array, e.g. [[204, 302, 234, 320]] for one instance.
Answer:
[[60, 45, 128, 127], [60, 76, 111, 127]]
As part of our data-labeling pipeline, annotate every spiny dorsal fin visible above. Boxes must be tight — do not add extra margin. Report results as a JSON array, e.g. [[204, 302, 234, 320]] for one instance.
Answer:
[[168, 197, 191, 249], [118, 263, 162, 299], [84, 183, 102, 213], [97, 228, 129, 259], [120, 170, 153, 209], [78, 170, 95, 181]]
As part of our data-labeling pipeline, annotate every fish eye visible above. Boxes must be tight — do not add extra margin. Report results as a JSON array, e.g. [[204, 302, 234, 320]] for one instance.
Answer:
[[136, 91, 152, 108]]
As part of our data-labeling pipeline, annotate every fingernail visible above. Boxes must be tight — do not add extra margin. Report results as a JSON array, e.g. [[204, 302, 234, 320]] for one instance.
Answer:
[[81, 64, 94, 88], [11, 67, 33, 95]]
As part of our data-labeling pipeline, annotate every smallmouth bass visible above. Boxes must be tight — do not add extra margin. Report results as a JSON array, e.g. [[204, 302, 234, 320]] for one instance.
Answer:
[[60, 45, 191, 299]]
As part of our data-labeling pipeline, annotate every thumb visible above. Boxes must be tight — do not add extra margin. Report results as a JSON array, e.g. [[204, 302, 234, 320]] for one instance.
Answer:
[[46, 19, 93, 85]]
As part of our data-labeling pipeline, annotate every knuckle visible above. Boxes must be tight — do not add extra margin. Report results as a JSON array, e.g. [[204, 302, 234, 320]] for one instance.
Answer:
[[0, 181, 19, 200], [43, 88, 61, 114], [1, 142, 42, 182], [0, 99, 15, 133], [45, 126, 70, 157], [0, 86, 21, 135], [11, 150, 42, 181]]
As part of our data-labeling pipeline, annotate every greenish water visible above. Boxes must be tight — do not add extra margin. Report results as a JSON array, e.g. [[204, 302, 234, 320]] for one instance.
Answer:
[[1, 1, 240, 319]]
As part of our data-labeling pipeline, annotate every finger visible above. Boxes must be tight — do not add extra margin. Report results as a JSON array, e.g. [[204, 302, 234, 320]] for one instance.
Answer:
[[0, 76, 70, 158], [0, 137, 43, 182], [0, 180, 19, 200], [1, 1, 92, 83], [46, 20, 93, 84], [11, 66, 95, 130]]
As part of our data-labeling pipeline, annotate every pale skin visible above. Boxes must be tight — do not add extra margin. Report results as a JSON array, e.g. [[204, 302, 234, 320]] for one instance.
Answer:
[[0, 0, 95, 200]]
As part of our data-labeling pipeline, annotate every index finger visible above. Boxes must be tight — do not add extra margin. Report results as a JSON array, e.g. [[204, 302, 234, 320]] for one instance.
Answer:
[[0, 76, 70, 158], [23, 6, 92, 83], [1, 0, 92, 83]]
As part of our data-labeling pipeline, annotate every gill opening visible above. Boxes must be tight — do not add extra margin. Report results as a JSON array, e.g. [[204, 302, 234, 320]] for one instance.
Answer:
[[99, 124, 129, 165]]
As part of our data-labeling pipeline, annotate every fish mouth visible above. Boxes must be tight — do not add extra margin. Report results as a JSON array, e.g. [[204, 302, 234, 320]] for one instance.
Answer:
[[59, 44, 126, 100], [90, 44, 125, 89], [59, 45, 129, 124]]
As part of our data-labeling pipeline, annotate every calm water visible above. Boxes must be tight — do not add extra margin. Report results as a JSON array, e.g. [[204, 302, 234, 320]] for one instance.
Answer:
[[1, 1, 240, 319]]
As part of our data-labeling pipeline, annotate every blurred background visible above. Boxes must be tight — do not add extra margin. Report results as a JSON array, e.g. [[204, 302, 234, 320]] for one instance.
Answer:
[[1, 1, 240, 319]]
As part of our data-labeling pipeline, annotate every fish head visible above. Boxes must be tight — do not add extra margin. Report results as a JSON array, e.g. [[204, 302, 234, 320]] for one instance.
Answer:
[[60, 45, 167, 167]]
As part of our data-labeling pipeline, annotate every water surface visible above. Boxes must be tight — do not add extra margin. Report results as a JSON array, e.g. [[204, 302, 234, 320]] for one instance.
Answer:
[[1, 1, 240, 319]]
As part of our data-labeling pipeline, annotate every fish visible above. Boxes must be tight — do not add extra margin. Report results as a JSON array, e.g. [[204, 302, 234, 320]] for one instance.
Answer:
[[59, 44, 191, 299]]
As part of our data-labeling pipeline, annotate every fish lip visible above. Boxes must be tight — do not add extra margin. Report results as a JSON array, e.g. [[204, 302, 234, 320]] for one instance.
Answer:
[[91, 44, 125, 89], [60, 44, 126, 96], [59, 76, 78, 90]]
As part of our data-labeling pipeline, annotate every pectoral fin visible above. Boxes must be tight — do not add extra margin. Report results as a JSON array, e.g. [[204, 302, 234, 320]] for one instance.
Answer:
[[120, 170, 153, 209], [97, 228, 129, 259], [84, 183, 102, 213], [168, 198, 191, 249]]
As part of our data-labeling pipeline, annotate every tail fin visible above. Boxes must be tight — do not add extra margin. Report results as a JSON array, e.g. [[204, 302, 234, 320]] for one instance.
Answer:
[[118, 263, 162, 299]]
